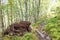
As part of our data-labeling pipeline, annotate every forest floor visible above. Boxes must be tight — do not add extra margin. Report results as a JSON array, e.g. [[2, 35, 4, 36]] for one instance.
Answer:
[[36, 21, 51, 40]]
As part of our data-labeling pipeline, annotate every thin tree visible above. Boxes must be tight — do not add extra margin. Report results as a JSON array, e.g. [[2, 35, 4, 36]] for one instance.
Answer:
[[32, 0, 37, 23], [36, 0, 40, 21], [18, 0, 24, 20], [0, 0, 4, 40], [8, 0, 14, 24], [24, 0, 28, 21]]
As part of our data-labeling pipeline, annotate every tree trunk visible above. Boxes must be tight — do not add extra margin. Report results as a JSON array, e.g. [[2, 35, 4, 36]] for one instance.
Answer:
[[18, 0, 23, 20], [24, 0, 28, 21], [0, 0, 4, 40], [32, 0, 37, 23]]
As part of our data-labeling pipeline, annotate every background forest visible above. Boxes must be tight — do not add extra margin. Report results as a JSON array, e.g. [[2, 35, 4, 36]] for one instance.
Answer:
[[0, 0, 60, 40]]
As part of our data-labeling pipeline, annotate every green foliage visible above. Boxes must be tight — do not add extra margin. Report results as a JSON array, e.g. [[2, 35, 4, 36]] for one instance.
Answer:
[[32, 19, 44, 28], [32, 14, 47, 28], [21, 33, 38, 40], [3, 32, 38, 40], [43, 15, 60, 40], [3, 35, 10, 40]]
